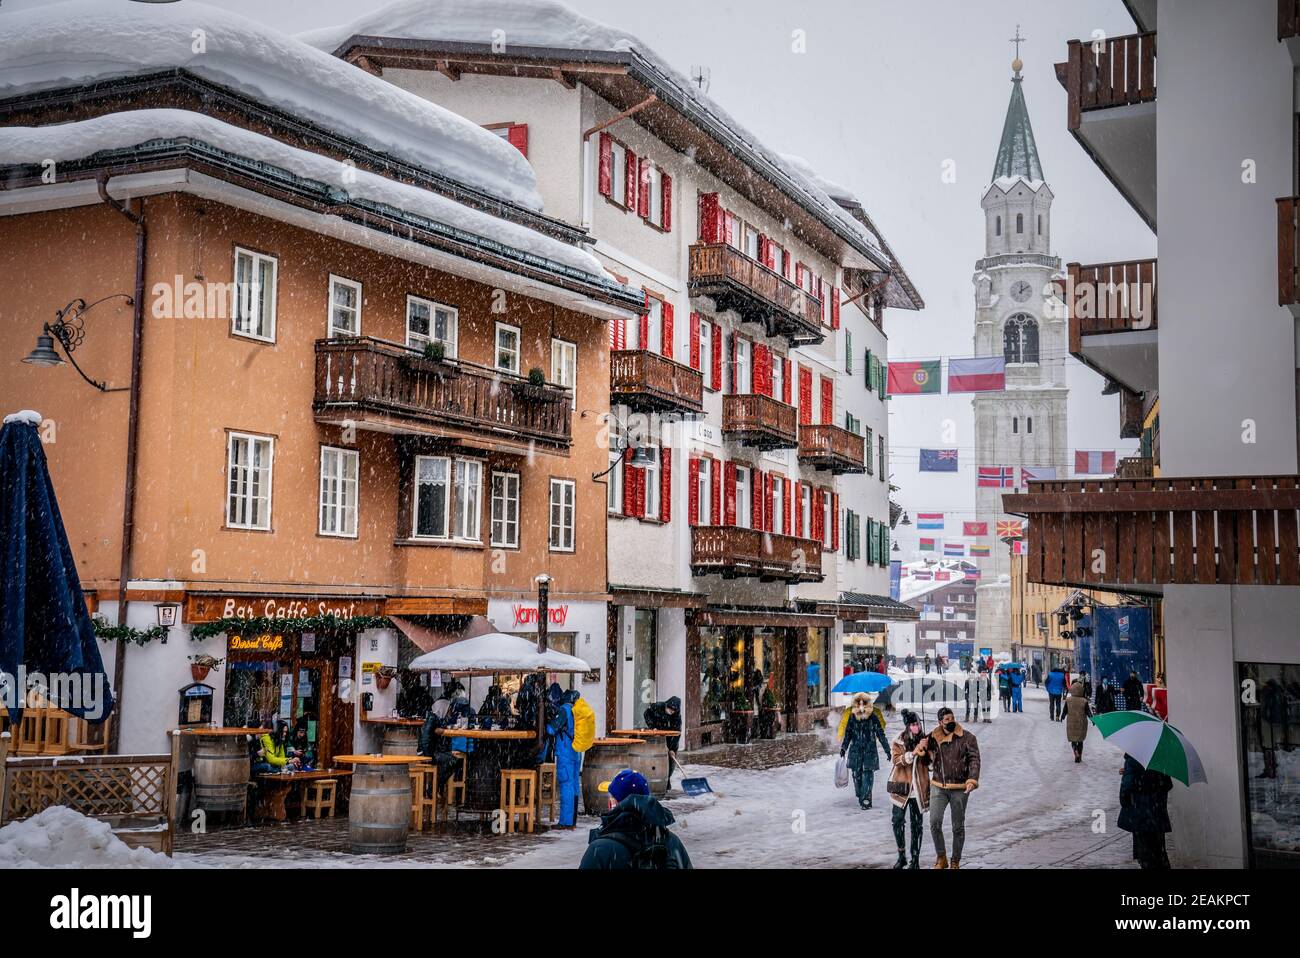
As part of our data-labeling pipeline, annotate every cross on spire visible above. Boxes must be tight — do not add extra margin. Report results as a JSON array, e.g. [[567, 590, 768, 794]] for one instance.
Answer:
[[1010, 24, 1026, 77]]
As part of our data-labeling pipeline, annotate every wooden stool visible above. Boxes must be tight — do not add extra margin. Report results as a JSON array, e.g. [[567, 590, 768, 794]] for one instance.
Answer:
[[499, 769, 536, 834], [440, 752, 467, 821], [303, 779, 338, 819], [41, 711, 70, 756], [409, 764, 438, 831], [537, 762, 557, 823], [16, 710, 44, 756]]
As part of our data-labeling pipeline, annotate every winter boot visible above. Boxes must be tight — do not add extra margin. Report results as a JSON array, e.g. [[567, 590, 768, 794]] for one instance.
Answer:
[[909, 828, 923, 868], [933, 854, 948, 869], [950, 859, 961, 870], [893, 849, 908, 869]]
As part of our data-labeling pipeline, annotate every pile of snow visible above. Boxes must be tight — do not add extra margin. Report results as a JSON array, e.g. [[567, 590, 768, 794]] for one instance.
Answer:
[[0, 0, 543, 210], [989, 175, 1047, 195], [0, 806, 175, 869], [299, 0, 888, 264], [0, 109, 604, 278]]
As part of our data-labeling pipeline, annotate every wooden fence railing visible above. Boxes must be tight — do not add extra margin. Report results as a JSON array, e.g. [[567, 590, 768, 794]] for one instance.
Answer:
[[688, 243, 823, 335], [610, 349, 704, 414], [722, 393, 798, 448], [1063, 32, 1157, 129], [691, 526, 823, 582], [798, 424, 867, 473]]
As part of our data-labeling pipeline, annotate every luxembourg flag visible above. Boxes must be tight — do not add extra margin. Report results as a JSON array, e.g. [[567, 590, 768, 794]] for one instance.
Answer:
[[947, 356, 1006, 393], [1075, 450, 1117, 475], [917, 513, 945, 530]]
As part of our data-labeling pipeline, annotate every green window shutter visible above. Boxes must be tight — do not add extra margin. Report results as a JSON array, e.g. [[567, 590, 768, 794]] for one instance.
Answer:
[[846, 331, 853, 374], [865, 349, 874, 390], [865, 426, 873, 474], [866, 518, 877, 564], [877, 359, 888, 400], [881, 522, 890, 563]]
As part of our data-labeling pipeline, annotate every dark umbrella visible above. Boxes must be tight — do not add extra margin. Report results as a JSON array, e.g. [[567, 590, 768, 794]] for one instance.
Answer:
[[0, 411, 114, 725]]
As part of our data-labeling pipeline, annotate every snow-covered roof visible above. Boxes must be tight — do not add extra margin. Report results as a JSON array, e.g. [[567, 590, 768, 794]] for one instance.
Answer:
[[0, 0, 544, 211], [299, 0, 895, 272], [408, 632, 591, 674], [899, 559, 980, 604], [0, 109, 605, 279]]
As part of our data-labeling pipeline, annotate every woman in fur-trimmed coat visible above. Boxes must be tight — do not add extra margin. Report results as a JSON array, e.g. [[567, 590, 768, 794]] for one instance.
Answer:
[[1064, 680, 1092, 763], [887, 709, 931, 869]]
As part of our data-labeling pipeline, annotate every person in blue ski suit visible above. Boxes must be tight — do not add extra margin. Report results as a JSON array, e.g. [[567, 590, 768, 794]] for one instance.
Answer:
[[1009, 666, 1025, 713], [548, 684, 582, 828]]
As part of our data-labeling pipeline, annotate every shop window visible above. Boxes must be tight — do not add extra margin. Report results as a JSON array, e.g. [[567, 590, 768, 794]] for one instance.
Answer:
[[806, 628, 829, 708], [699, 627, 730, 725], [1240, 662, 1300, 867], [633, 609, 658, 722]]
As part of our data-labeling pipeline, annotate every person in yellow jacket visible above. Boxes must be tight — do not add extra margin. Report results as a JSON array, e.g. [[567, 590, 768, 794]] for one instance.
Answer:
[[255, 721, 300, 773]]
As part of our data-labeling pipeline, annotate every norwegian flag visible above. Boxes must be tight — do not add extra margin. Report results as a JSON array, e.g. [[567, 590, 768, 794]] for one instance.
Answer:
[[978, 466, 1015, 488], [1074, 450, 1117, 475]]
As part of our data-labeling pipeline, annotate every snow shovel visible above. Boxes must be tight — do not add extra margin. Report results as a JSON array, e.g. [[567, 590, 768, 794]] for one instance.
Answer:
[[670, 751, 712, 795]]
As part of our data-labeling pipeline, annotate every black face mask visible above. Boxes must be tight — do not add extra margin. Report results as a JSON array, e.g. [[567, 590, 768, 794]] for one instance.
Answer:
[[942, 720, 957, 733]]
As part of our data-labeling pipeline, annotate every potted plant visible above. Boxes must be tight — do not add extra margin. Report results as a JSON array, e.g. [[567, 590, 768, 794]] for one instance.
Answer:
[[724, 687, 754, 744], [402, 340, 457, 377], [188, 654, 224, 683], [758, 687, 782, 739], [375, 665, 398, 690], [512, 366, 550, 401]]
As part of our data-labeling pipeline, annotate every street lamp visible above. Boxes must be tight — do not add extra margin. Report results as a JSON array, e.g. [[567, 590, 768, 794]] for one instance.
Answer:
[[23, 295, 134, 392]]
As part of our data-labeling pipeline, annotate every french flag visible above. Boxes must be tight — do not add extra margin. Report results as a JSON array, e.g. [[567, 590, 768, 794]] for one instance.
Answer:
[[947, 356, 1006, 393], [1074, 450, 1117, 475]]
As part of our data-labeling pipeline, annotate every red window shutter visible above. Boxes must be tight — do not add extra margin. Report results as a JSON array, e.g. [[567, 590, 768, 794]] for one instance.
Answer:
[[723, 212, 735, 246], [830, 286, 840, 329], [615, 317, 626, 351], [699, 192, 721, 243], [622, 460, 637, 515], [507, 123, 529, 158], [753, 343, 770, 397], [724, 462, 737, 526], [757, 234, 768, 266], [625, 150, 638, 209], [820, 376, 834, 424], [609, 318, 615, 350], [639, 292, 650, 350], [661, 173, 672, 231], [689, 312, 701, 370], [712, 459, 722, 527], [796, 262, 806, 289], [782, 358, 792, 405], [598, 133, 613, 197], [752, 469, 764, 531], [798, 366, 813, 425], [634, 465, 647, 518], [813, 488, 824, 541], [783, 480, 792, 536], [765, 473, 775, 532], [688, 457, 700, 526], [832, 492, 840, 552], [638, 159, 651, 218], [662, 302, 674, 359], [711, 323, 723, 390], [660, 447, 672, 523], [782, 250, 792, 281], [728, 332, 736, 395]]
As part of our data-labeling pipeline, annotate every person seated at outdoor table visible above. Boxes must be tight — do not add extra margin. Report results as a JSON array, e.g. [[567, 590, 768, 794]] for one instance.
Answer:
[[291, 727, 316, 770], [445, 687, 477, 753], [417, 710, 462, 780], [480, 684, 514, 725], [259, 721, 301, 773]]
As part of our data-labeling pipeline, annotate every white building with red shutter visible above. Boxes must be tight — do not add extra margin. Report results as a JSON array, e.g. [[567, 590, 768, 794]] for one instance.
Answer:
[[303, 0, 922, 752]]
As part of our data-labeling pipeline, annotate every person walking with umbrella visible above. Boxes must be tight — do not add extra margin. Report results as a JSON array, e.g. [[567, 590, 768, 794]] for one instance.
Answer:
[[839, 692, 890, 809], [1119, 753, 1173, 868], [887, 709, 930, 868], [997, 667, 1012, 713], [1063, 680, 1092, 762]]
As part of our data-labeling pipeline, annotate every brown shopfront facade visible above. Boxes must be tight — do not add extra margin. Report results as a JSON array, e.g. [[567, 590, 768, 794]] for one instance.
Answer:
[[685, 609, 836, 750]]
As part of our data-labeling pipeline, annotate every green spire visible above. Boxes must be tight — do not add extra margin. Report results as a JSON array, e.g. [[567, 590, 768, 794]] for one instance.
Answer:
[[991, 75, 1044, 183]]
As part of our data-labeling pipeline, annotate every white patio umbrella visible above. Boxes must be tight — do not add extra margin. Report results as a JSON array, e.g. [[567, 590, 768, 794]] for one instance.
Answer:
[[408, 631, 590, 677]]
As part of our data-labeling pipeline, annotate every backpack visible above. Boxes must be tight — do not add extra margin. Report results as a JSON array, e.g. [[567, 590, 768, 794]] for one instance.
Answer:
[[608, 826, 681, 869], [572, 697, 596, 753]]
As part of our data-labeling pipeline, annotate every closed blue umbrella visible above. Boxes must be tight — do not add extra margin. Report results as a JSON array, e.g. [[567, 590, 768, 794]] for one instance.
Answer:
[[0, 411, 114, 726], [832, 671, 895, 695]]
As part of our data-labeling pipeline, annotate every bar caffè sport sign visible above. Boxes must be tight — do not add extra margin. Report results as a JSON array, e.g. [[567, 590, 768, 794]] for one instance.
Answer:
[[184, 593, 386, 623]]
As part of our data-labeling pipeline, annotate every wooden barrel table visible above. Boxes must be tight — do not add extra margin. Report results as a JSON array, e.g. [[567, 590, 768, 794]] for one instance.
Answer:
[[335, 755, 421, 854], [610, 729, 676, 797], [364, 717, 425, 756], [184, 728, 266, 815], [581, 738, 640, 815]]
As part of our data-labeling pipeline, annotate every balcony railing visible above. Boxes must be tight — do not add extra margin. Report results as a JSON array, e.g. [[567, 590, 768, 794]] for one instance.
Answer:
[[691, 526, 823, 583], [610, 349, 704, 415], [798, 424, 867, 474], [1114, 456, 1154, 479], [1066, 259, 1158, 351], [722, 393, 799, 449], [1062, 32, 1156, 130], [1281, 1, 1300, 40], [1004, 475, 1300, 588], [1277, 197, 1300, 307], [688, 243, 823, 346], [1119, 388, 1145, 439], [313, 337, 571, 448]]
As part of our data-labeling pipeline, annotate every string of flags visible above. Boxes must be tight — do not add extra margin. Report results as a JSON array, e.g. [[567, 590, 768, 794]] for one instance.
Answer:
[[915, 460, 1115, 481], [887, 356, 1006, 395]]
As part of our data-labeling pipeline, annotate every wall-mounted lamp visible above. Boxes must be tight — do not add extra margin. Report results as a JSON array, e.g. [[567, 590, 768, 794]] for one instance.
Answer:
[[23, 295, 134, 392]]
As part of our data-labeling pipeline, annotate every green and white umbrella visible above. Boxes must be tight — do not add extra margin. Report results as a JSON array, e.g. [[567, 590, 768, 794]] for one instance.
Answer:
[[1090, 711, 1207, 786]]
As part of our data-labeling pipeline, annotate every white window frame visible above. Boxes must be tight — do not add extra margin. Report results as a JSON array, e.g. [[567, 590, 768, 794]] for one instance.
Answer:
[[642, 446, 661, 521], [771, 476, 784, 533], [608, 415, 625, 516], [495, 321, 521, 374], [733, 336, 751, 394], [771, 352, 785, 402], [645, 297, 663, 355], [744, 224, 760, 261], [725, 211, 742, 251], [549, 478, 576, 552], [491, 471, 520, 548], [327, 274, 362, 339], [452, 459, 482, 542], [699, 321, 713, 383], [822, 492, 832, 548], [697, 457, 712, 525], [232, 247, 277, 343], [801, 485, 812, 538], [406, 295, 458, 357], [735, 465, 751, 530], [647, 164, 664, 227], [551, 338, 577, 409], [226, 431, 274, 530], [318, 445, 358, 538], [610, 140, 627, 208], [412, 455, 451, 539]]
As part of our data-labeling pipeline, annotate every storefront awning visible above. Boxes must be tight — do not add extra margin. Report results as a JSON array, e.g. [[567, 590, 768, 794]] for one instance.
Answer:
[[809, 592, 920, 622], [610, 586, 709, 609], [693, 608, 836, 628], [390, 613, 494, 653]]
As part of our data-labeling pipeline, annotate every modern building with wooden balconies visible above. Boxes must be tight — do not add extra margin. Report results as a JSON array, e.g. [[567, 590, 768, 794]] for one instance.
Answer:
[[690, 526, 823, 583], [688, 243, 824, 347], [609, 348, 704, 416]]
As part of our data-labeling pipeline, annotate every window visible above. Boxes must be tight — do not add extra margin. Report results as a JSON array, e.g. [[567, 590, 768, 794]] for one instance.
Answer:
[[1016, 213, 1024, 233], [551, 338, 577, 409], [407, 295, 458, 357], [319, 446, 358, 537], [549, 479, 575, 551], [846, 511, 858, 560], [725, 211, 742, 251], [771, 353, 785, 402], [491, 471, 520, 548], [699, 322, 713, 387], [647, 165, 664, 227], [452, 460, 482, 541], [771, 243, 786, 277], [822, 491, 832, 548], [495, 322, 521, 374], [327, 275, 361, 338], [878, 435, 886, 480], [1027, 416, 1033, 434], [744, 224, 759, 261], [1003, 314, 1040, 364], [735, 466, 751, 529], [864, 425, 873, 474], [642, 446, 661, 520], [845, 331, 853, 374], [771, 476, 784, 532], [413, 456, 450, 538], [232, 247, 277, 342], [1013, 417, 1019, 434], [801, 484, 811, 538], [995, 215, 1002, 237], [697, 458, 712, 525], [608, 414, 625, 515], [1037, 214, 1043, 235], [610, 140, 627, 207], [645, 297, 663, 354], [733, 336, 751, 394], [226, 432, 273, 530]]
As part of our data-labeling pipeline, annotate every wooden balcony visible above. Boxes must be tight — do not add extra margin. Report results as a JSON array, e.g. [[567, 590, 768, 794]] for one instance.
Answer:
[[610, 349, 704, 416], [1281, 1, 1300, 41], [691, 526, 824, 583], [1066, 259, 1158, 393], [1114, 456, 1155, 479], [313, 337, 571, 450], [688, 243, 824, 347], [798, 424, 867, 474], [722, 393, 798, 450], [1004, 475, 1300, 591], [1277, 197, 1300, 314], [1057, 33, 1157, 229], [1119, 387, 1145, 440]]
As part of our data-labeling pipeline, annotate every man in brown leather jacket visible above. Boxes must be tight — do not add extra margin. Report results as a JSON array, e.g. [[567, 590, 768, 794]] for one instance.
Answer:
[[925, 706, 981, 869]]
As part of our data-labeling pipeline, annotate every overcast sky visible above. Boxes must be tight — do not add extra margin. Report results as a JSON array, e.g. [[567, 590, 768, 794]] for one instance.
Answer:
[[7, 0, 1152, 555]]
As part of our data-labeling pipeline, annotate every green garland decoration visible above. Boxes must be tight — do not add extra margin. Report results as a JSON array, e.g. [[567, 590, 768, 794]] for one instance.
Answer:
[[190, 614, 393, 641], [93, 622, 170, 646]]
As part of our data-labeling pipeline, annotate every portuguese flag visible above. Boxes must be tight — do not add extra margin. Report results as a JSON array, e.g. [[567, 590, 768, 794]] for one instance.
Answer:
[[887, 360, 941, 395]]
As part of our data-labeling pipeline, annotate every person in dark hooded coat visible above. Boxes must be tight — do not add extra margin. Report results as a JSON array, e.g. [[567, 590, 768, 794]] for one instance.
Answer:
[[1118, 754, 1173, 869], [840, 692, 890, 809], [643, 695, 682, 786], [579, 770, 691, 869], [549, 685, 581, 827]]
